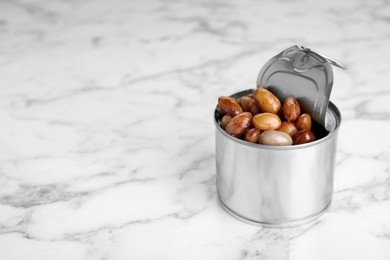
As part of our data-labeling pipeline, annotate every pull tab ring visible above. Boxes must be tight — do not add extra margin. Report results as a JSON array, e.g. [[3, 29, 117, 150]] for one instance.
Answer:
[[300, 46, 347, 70]]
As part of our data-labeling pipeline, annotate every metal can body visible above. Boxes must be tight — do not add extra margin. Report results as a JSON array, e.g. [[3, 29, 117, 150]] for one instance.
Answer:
[[215, 90, 341, 227]]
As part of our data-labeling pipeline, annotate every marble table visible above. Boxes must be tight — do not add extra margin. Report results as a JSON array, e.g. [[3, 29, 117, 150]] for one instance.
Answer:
[[1, 0, 390, 259]]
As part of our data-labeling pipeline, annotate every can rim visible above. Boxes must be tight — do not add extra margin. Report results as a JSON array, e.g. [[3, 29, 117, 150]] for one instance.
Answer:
[[214, 90, 341, 151]]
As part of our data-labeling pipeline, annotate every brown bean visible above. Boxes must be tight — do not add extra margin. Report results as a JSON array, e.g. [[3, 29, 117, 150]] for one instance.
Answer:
[[276, 121, 298, 137], [296, 113, 312, 131], [225, 112, 253, 137], [244, 128, 261, 143], [283, 96, 301, 122], [293, 130, 316, 145], [253, 87, 281, 114], [252, 113, 281, 131], [238, 96, 255, 112], [220, 115, 232, 130], [250, 102, 261, 115], [218, 96, 243, 116], [259, 130, 293, 146]]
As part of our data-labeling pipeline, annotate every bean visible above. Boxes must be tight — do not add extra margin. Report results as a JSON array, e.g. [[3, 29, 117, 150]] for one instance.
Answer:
[[296, 113, 312, 131], [293, 130, 316, 145], [253, 87, 281, 114], [218, 96, 243, 116], [282, 96, 301, 122], [259, 130, 293, 146], [244, 128, 261, 143], [220, 115, 232, 130], [276, 121, 298, 137], [250, 103, 261, 115], [253, 113, 281, 131], [225, 112, 253, 137], [238, 96, 255, 112]]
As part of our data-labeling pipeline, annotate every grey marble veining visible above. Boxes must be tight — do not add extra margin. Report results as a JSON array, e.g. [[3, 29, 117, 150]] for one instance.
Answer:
[[1, 0, 390, 259]]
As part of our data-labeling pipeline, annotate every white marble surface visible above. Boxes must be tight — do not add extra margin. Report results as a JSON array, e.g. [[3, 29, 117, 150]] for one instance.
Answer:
[[1, 0, 390, 259]]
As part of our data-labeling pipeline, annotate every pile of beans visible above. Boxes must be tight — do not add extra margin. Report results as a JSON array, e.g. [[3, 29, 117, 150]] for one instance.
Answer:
[[217, 87, 317, 146]]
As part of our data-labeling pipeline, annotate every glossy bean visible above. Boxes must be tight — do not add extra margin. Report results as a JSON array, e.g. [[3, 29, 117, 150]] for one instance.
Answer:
[[259, 130, 293, 146], [253, 113, 281, 131], [296, 113, 312, 131], [225, 112, 253, 137], [276, 121, 298, 137], [253, 87, 281, 114], [244, 128, 261, 143], [282, 96, 301, 122], [218, 96, 243, 116], [293, 130, 316, 145]]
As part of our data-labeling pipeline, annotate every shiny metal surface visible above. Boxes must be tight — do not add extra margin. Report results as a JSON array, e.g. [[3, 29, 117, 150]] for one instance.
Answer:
[[214, 91, 341, 227], [299, 46, 348, 70], [219, 198, 330, 228], [257, 45, 336, 127]]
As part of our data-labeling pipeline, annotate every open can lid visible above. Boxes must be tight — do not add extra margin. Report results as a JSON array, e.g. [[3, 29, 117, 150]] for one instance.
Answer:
[[256, 45, 346, 127]]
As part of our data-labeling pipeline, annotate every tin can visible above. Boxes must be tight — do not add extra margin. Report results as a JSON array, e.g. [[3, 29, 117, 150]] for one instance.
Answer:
[[214, 89, 341, 227], [215, 46, 345, 227]]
